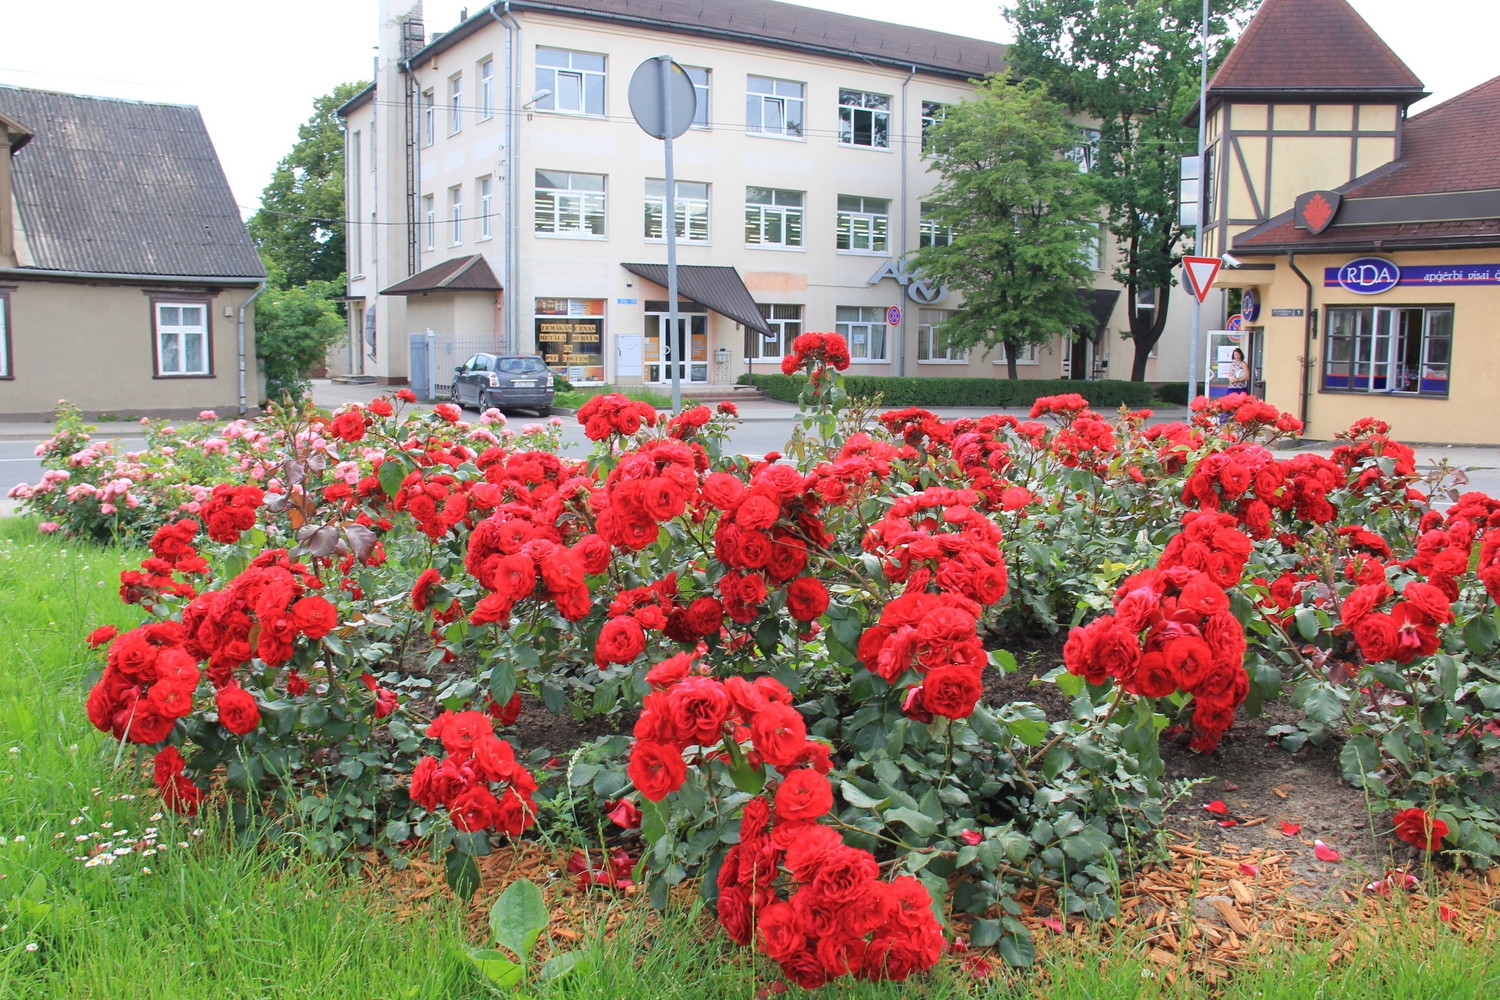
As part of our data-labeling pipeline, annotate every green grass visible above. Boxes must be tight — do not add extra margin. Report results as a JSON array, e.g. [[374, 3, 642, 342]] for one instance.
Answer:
[[554, 384, 673, 411], [0, 517, 1495, 999]]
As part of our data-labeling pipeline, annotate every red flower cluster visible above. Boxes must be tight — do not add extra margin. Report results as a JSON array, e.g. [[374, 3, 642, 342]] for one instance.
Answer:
[[857, 591, 987, 720], [1392, 806, 1449, 851], [708, 460, 831, 626], [863, 487, 1008, 607], [463, 500, 598, 625], [1330, 418, 1417, 492], [717, 790, 945, 987], [152, 745, 204, 816], [1065, 512, 1252, 752], [1189, 393, 1303, 437], [596, 439, 701, 552], [1181, 444, 1347, 540], [120, 518, 210, 605], [409, 710, 538, 834], [200, 483, 265, 543], [1028, 393, 1090, 420], [780, 332, 851, 375], [1342, 579, 1452, 665], [86, 622, 201, 746], [326, 406, 371, 443], [577, 393, 659, 441]]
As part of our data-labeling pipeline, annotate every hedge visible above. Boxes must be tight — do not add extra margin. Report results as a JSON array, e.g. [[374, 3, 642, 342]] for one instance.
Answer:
[[1153, 382, 1190, 406], [737, 373, 1157, 409]]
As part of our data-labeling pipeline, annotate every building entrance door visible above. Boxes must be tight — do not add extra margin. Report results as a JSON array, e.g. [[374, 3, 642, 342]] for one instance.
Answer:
[[645, 304, 708, 383]]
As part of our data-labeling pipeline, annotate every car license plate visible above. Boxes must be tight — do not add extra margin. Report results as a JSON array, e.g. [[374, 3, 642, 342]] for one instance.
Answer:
[[512, 380, 535, 388]]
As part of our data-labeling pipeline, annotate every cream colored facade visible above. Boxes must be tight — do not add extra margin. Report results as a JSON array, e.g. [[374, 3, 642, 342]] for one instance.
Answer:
[[341, 1, 1194, 390]]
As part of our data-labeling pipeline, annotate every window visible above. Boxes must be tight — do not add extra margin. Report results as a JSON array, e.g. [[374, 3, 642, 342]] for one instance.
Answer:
[[994, 342, 1041, 365], [644, 180, 710, 242], [154, 301, 211, 377], [1066, 128, 1100, 173], [1322, 305, 1452, 397], [449, 74, 464, 133], [839, 90, 890, 148], [917, 309, 966, 362], [535, 170, 606, 236], [479, 59, 495, 119], [836, 306, 888, 362], [751, 304, 801, 360], [0, 291, 11, 378], [478, 175, 493, 239], [423, 195, 436, 249], [919, 203, 953, 248], [746, 76, 804, 137], [1082, 224, 1102, 271], [1202, 146, 1217, 225], [422, 89, 435, 146], [536, 47, 606, 116], [836, 195, 889, 253], [449, 186, 463, 244], [685, 66, 710, 128], [349, 131, 363, 273], [920, 101, 948, 152], [744, 187, 803, 248]]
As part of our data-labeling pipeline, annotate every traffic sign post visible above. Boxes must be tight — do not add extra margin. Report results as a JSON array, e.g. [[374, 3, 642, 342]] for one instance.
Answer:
[[886, 305, 902, 327], [1182, 256, 1222, 303]]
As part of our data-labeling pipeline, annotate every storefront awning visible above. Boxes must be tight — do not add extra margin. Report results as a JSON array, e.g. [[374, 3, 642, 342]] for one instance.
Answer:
[[381, 254, 503, 296], [1075, 288, 1121, 342], [620, 263, 772, 336]]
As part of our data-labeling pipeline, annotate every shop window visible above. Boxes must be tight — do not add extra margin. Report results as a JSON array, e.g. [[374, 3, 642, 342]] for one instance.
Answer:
[[1322, 305, 1451, 397]]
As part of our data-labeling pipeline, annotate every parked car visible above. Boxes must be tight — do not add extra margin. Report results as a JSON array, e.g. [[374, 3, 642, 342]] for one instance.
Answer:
[[450, 354, 554, 416]]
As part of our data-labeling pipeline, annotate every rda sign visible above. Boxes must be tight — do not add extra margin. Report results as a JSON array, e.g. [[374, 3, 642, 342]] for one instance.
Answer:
[[1335, 257, 1400, 295]]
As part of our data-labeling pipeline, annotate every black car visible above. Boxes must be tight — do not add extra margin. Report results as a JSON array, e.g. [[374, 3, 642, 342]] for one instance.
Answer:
[[450, 353, 554, 416]]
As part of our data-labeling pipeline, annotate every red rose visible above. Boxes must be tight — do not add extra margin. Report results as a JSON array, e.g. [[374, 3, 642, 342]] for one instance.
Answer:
[[1090, 625, 1142, 685], [1165, 635, 1215, 691], [627, 740, 688, 801], [286, 669, 310, 697], [750, 702, 807, 768], [1400, 581, 1455, 625], [1392, 806, 1448, 851], [409, 755, 441, 810], [427, 710, 492, 753], [775, 769, 833, 823], [786, 577, 830, 622], [595, 616, 647, 667], [756, 901, 806, 963], [918, 665, 983, 720], [86, 625, 119, 648], [716, 886, 754, 945], [328, 408, 368, 442], [1353, 612, 1399, 663], [448, 784, 504, 832], [779, 948, 829, 990], [290, 595, 337, 639], [215, 684, 261, 735], [809, 844, 880, 904], [492, 787, 536, 837], [816, 933, 868, 978], [665, 676, 731, 745], [411, 568, 444, 612], [572, 534, 613, 575]]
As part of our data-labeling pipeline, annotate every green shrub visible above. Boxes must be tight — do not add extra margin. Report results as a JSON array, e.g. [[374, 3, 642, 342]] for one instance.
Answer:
[[1154, 382, 1190, 405], [739, 373, 1155, 409]]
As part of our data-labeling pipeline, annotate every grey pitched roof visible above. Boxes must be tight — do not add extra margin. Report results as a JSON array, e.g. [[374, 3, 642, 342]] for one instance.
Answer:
[[620, 262, 772, 334], [414, 1, 1005, 82], [1, 85, 264, 281]]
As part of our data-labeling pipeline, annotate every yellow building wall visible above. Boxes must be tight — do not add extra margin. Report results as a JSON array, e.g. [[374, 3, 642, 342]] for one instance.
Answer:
[[1238, 250, 1500, 444]]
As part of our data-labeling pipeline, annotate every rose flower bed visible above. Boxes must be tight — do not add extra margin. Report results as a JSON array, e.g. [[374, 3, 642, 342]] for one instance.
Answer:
[[41, 335, 1500, 987]]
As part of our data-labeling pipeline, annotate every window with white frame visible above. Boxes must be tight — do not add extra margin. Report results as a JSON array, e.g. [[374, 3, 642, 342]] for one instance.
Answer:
[[836, 195, 889, 253], [154, 301, 211, 376], [0, 291, 11, 378], [919, 203, 953, 248], [536, 48, 605, 116], [479, 59, 495, 119], [685, 66, 710, 128], [644, 180, 709, 242], [422, 90, 435, 146], [1323, 305, 1452, 397], [920, 100, 948, 152], [839, 89, 890, 148], [1066, 127, 1100, 173], [423, 195, 436, 249], [478, 175, 493, 239], [534, 170, 606, 236], [917, 309, 966, 362], [744, 187, 803, 248], [994, 341, 1040, 365], [449, 186, 463, 244], [1082, 224, 1102, 271], [751, 304, 801, 360], [836, 306, 888, 362], [746, 76, 804, 137], [449, 74, 464, 133]]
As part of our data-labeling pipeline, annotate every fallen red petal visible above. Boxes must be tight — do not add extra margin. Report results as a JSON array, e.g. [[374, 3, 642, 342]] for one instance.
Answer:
[[1223, 783, 1240, 792], [1439, 905, 1456, 922], [1239, 863, 1260, 877], [1314, 840, 1341, 862], [1203, 800, 1229, 815], [1218, 819, 1238, 827], [1040, 917, 1065, 934], [1280, 821, 1301, 837]]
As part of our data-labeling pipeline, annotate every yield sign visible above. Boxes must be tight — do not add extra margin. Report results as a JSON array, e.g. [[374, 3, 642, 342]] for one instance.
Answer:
[[1182, 256, 1223, 303]]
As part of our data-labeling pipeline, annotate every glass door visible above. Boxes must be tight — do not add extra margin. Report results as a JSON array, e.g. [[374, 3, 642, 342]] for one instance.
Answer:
[[1368, 307, 1395, 392], [646, 311, 708, 383]]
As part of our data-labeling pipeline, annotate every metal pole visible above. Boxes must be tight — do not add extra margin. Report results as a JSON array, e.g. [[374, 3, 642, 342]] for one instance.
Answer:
[[660, 55, 682, 414], [1188, 0, 1209, 403]]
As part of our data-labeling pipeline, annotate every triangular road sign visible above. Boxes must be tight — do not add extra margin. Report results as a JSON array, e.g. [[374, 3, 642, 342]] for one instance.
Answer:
[[1182, 256, 1223, 303]]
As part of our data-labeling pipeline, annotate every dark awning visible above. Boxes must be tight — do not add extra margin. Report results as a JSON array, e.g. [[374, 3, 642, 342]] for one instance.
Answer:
[[381, 254, 503, 295], [1075, 288, 1120, 342], [620, 262, 771, 336]]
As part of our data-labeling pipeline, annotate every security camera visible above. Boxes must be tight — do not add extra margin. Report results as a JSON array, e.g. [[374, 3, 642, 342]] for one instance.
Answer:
[[1221, 253, 1243, 268]]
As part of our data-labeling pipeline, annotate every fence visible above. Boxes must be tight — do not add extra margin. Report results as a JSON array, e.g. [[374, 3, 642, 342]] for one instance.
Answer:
[[409, 332, 506, 401]]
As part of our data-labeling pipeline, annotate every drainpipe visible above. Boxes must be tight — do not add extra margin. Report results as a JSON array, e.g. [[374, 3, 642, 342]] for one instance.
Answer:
[[897, 64, 916, 377], [237, 281, 266, 417], [493, 2, 522, 354], [1287, 251, 1314, 430]]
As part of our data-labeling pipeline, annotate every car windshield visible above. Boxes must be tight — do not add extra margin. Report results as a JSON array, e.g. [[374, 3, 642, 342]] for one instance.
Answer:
[[499, 357, 547, 375]]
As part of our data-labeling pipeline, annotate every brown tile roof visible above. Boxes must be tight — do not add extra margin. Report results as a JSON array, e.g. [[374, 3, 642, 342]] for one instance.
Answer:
[[1207, 0, 1423, 100], [412, 1, 1006, 82], [381, 254, 503, 295], [1232, 73, 1500, 254]]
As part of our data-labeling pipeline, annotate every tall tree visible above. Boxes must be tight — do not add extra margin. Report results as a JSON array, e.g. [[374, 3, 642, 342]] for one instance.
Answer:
[[248, 82, 367, 290], [911, 78, 1104, 379], [1005, 0, 1254, 381]]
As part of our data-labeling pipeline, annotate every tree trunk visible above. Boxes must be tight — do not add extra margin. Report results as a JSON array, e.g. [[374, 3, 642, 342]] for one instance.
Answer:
[[1004, 340, 1020, 380], [1128, 286, 1172, 382]]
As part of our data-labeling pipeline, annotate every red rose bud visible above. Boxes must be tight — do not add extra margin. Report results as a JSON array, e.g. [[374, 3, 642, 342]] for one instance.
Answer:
[[606, 798, 643, 830]]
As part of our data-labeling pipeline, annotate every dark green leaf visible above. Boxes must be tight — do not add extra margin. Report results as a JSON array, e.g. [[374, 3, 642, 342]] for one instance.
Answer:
[[969, 918, 1001, 947], [1339, 735, 1381, 783], [445, 848, 481, 900], [884, 807, 938, 839], [997, 929, 1036, 968]]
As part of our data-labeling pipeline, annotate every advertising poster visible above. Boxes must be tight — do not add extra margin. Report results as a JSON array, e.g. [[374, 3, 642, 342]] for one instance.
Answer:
[[534, 298, 605, 383]]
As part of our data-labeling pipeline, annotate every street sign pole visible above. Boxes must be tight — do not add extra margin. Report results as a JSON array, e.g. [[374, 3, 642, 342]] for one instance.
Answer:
[[659, 56, 681, 414], [1188, 0, 1210, 404]]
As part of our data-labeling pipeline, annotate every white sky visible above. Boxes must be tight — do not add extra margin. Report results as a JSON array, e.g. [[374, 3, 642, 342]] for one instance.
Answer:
[[1, 1, 1496, 213]]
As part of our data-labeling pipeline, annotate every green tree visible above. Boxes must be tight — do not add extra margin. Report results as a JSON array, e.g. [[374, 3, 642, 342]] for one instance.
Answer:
[[1005, 0, 1253, 381], [911, 78, 1104, 379], [255, 280, 347, 404], [248, 82, 367, 290]]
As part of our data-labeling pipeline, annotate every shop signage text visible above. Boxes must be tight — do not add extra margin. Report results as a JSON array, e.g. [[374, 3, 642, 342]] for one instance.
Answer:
[[868, 260, 947, 304], [1323, 260, 1500, 293]]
